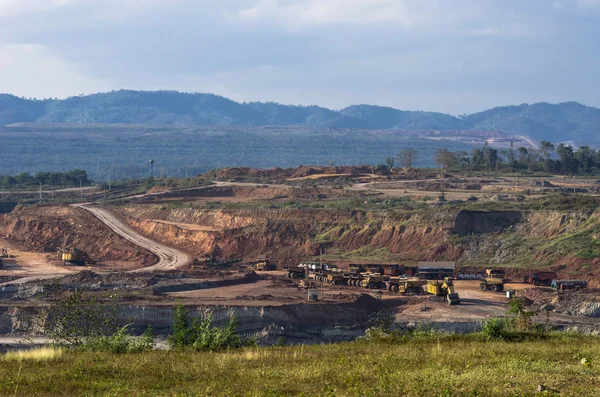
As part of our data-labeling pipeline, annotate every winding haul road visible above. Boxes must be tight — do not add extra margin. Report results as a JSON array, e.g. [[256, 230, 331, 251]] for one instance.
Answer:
[[0, 205, 191, 285], [75, 204, 191, 272]]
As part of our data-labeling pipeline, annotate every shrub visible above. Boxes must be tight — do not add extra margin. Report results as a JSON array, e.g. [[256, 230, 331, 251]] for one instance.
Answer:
[[481, 317, 506, 340], [168, 305, 245, 351], [83, 325, 155, 354]]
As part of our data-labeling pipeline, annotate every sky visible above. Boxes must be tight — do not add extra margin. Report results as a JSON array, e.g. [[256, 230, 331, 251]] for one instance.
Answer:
[[0, 0, 599, 114]]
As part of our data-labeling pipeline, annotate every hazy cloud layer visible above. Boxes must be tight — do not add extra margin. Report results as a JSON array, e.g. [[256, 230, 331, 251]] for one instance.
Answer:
[[0, 0, 598, 114]]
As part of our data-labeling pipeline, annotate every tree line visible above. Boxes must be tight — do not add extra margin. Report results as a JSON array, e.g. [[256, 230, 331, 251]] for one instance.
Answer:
[[0, 169, 91, 189], [387, 141, 600, 175]]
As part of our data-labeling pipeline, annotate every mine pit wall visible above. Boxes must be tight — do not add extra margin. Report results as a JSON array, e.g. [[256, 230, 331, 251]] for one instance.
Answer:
[[0, 206, 157, 266], [115, 206, 600, 284], [115, 206, 462, 262], [1, 301, 375, 345]]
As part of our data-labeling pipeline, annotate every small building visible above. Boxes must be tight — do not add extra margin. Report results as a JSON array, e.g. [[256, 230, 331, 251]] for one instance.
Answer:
[[417, 261, 455, 280]]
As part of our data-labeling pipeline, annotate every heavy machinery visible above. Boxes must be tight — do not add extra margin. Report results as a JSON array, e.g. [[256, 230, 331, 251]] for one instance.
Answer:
[[287, 265, 307, 279], [359, 274, 388, 289], [551, 280, 588, 291], [525, 271, 557, 286], [57, 247, 95, 266], [190, 257, 242, 269], [299, 279, 317, 289], [480, 277, 504, 292], [326, 272, 347, 286], [0, 248, 6, 269], [485, 268, 506, 281], [387, 277, 426, 294], [250, 259, 276, 271], [426, 277, 460, 305]]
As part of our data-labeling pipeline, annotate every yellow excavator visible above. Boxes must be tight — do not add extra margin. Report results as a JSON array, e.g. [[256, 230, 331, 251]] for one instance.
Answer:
[[57, 247, 95, 266], [426, 277, 460, 305]]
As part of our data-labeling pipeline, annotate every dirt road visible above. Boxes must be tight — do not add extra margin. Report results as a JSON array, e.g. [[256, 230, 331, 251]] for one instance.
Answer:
[[75, 205, 191, 272]]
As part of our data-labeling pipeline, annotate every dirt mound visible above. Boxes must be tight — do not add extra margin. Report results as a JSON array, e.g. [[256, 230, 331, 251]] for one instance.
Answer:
[[58, 270, 102, 284], [521, 287, 600, 317]]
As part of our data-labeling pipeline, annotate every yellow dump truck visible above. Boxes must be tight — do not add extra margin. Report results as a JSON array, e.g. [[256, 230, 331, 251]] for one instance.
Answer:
[[426, 277, 460, 305], [480, 277, 504, 292], [250, 259, 276, 271], [387, 277, 426, 294], [57, 247, 95, 266], [359, 274, 388, 289]]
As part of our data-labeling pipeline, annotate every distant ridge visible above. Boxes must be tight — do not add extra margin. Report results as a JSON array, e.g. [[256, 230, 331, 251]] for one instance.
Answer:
[[1, 90, 600, 143]]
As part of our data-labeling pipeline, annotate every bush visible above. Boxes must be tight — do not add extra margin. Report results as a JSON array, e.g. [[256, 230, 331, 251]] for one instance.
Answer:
[[168, 305, 245, 351], [84, 325, 155, 354], [481, 317, 506, 340]]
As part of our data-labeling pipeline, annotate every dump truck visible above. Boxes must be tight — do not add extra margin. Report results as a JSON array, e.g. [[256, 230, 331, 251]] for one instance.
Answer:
[[480, 277, 504, 292], [286, 266, 307, 279], [526, 271, 557, 286], [426, 277, 460, 305], [551, 279, 588, 291], [359, 274, 388, 289], [485, 268, 506, 281], [387, 277, 426, 294], [57, 247, 95, 266], [326, 272, 348, 286], [250, 259, 276, 271]]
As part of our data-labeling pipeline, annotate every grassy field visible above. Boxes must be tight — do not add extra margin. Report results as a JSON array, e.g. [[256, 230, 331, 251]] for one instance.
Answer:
[[2, 335, 600, 396]]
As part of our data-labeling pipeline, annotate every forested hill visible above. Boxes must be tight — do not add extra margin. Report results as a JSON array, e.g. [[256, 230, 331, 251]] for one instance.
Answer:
[[2, 90, 600, 143]]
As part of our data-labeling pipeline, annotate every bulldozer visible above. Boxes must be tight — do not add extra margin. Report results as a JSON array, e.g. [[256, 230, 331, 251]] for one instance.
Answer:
[[57, 247, 95, 266], [480, 277, 504, 292], [426, 277, 460, 305], [387, 277, 426, 294], [359, 274, 388, 289]]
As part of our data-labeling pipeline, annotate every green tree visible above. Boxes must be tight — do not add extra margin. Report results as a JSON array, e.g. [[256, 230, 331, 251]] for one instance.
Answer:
[[556, 144, 578, 174], [435, 149, 456, 171], [540, 141, 555, 161], [507, 297, 537, 332], [398, 148, 418, 168], [575, 145, 595, 174], [384, 156, 395, 170], [518, 147, 529, 163]]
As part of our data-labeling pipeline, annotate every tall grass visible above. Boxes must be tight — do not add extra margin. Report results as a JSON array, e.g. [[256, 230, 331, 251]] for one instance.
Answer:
[[2, 347, 65, 362], [0, 336, 599, 396]]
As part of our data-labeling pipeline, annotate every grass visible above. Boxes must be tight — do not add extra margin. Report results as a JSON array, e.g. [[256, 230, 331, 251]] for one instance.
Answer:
[[2, 347, 65, 362], [1, 336, 600, 396]]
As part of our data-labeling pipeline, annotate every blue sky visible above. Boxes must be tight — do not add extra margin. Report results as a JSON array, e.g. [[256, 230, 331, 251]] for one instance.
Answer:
[[0, 0, 599, 114]]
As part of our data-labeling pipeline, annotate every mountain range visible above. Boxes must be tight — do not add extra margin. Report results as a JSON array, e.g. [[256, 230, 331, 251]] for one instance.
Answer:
[[2, 90, 600, 144]]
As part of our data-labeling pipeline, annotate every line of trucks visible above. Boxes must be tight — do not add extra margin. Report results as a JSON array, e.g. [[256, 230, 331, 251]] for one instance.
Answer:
[[250, 261, 588, 301], [282, 262, 461, 305]]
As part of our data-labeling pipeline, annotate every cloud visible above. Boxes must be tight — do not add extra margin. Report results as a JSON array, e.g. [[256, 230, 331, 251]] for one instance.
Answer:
[[228, 0, 481, 29], [0, 43, 114, 98], [0, 0, 598, 114]]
